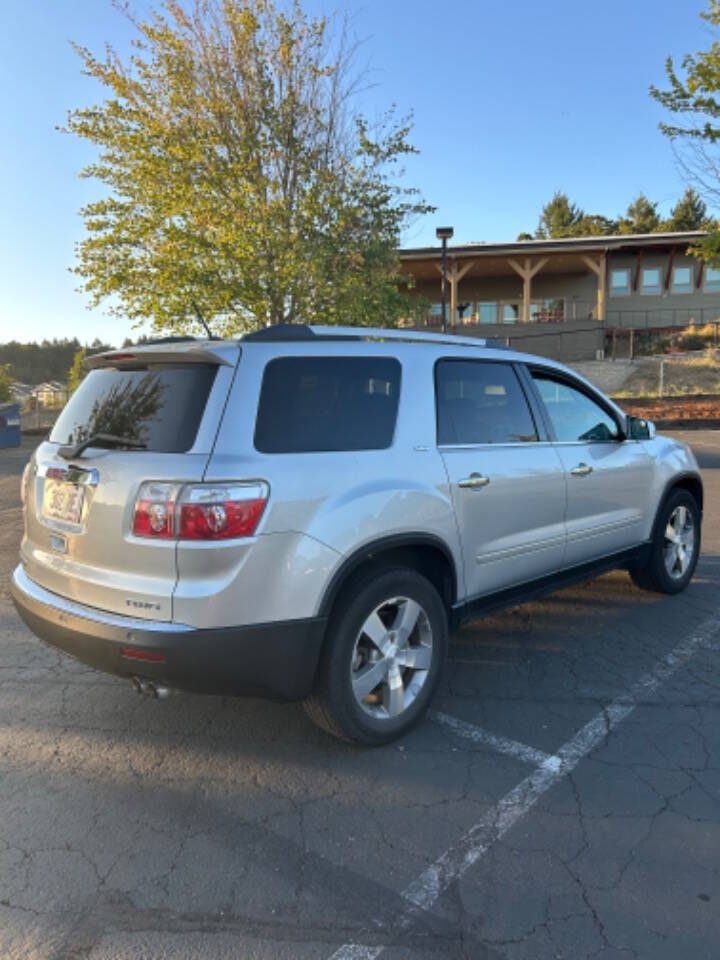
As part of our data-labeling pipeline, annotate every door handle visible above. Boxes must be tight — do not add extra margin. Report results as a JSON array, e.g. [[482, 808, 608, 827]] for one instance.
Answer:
[[570, 463, 593, 477], [458, 473, 490, 489]]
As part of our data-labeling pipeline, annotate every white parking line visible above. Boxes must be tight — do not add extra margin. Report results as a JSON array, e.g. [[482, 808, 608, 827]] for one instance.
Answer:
[[431, 710, 553, 767], [328, 616, 720, 960]]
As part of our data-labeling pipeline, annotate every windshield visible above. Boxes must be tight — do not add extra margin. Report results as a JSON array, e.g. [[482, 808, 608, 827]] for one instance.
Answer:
[[50, 364, 217, 453]]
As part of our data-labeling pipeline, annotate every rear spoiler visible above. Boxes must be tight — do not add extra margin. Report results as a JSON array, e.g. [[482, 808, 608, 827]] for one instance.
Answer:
[[87, 341, 237, 369]]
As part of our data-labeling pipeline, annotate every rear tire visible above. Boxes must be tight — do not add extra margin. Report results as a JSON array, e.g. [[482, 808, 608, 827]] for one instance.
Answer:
[[629, 489, 700, 595], [303, 567, 448, 745]]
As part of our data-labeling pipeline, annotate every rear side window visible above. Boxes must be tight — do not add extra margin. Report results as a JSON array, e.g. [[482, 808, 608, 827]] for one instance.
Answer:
[[254, 356, 401, 453], [436, 360, 538, 445], [49, 364, 217, 453]]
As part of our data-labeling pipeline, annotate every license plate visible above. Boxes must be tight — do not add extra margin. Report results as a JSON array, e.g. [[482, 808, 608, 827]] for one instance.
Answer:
[[42, 478, 85, 525]]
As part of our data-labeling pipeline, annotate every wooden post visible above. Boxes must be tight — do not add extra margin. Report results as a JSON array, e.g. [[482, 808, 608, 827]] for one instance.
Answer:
[[507, 257, 548, 323], [665, 247, 677, 291], [449, 264, 457, 329], [581, 253, 607, 324], [629, 327, 634, 361], [448, 261, 473, 325], [633, 249, 644, 292]]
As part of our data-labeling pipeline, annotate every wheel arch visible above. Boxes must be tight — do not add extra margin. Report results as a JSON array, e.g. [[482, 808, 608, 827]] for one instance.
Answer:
[[317, 534, 458, 620], [669, 473, 703, 515], [651, 472, 703, 540]]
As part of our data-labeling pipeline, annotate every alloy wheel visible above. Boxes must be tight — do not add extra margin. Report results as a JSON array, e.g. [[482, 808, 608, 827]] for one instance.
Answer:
[[663, 505, 695, 580], [350, 596, 433, 720]]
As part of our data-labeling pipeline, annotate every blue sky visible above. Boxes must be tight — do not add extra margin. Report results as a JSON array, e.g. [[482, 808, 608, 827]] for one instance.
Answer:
[[0, 0, 714, 345]]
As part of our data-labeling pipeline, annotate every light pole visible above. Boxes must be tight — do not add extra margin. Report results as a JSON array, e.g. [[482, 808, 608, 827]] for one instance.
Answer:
[[436, 226, 454, 333]]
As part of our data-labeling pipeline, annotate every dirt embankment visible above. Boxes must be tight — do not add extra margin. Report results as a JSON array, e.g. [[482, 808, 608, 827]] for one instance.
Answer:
[[616, 395, 720, 429]]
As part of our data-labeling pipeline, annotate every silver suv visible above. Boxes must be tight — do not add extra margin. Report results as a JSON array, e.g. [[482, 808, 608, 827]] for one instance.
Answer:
[[11, 326, 702, 744]]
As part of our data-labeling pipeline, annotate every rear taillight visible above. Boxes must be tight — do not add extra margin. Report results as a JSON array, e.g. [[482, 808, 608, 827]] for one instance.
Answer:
[[132, 482, 268, 540], [132, 482, 180, 539]]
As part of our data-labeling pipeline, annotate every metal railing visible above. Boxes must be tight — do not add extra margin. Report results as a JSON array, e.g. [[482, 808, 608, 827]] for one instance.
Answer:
[[420, 303, 720, 331]]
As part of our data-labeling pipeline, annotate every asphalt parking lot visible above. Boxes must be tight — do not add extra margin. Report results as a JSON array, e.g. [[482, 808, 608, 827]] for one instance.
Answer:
[[1, 433, 719, 960]]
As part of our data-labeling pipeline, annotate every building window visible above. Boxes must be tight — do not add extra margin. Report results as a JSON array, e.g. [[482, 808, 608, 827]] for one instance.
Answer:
[[502, 303, 520, 324], [705, 267, 720, 292], [672, 265, 693, 294], [457, 302, 474, 323], [427, 303, 444, 326], [609, 269, 630, 296], [530, 298, 564, 322], [477, 302, 497, 325], [641, 267, 662, 295]]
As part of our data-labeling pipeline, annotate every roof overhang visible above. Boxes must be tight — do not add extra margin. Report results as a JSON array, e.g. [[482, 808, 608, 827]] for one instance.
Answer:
[[399, 232, 706, 282]]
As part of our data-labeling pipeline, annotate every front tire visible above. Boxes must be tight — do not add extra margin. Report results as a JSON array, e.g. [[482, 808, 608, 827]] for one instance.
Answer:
[[629, 488, 700, 594], [303, 568, 448, 745]]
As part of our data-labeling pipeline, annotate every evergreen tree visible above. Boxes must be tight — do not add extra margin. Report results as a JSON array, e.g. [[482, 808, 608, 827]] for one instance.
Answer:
[[667, 187, 708, 231], [535, 192, 583, 238], [618, 195, 660, 234]]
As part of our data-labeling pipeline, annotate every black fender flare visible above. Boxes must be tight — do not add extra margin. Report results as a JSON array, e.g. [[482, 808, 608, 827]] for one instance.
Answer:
[[652, 472, 703, 534], [317, 533, 459, 619]]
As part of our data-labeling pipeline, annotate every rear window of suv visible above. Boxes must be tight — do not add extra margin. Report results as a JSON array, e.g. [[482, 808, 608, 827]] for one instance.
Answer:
[[49, 364, 217, 453], [254, 356, 401, 453]]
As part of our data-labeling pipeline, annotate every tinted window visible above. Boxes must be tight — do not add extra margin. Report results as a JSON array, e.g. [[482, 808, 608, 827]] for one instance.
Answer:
[[50, 364, 217, 453], [533, 376, 619, 443], [436, 361, 538, 445], [254, 356, 401, 453]]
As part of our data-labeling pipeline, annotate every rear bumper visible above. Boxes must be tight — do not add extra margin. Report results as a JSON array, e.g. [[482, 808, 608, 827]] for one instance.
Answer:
[[10, 565, 327, 700]]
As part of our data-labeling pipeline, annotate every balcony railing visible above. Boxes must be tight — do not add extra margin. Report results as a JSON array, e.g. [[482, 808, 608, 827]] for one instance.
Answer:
[[419, 302, 720, 331]]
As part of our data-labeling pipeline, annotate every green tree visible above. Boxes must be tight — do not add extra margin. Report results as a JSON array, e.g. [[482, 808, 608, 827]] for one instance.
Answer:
[[67, 348, 87, 394], [667, 187, 708, 230], [0, 364, 12, 403], [651, 2, 720, 257], [65, 0, 431, 334], [574, 213, 619, 236], [618, 194, 660, 234], [535, 192, 584, 238]]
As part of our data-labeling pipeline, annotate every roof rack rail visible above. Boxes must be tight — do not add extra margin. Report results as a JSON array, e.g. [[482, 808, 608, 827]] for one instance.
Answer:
[[242, 323, 509, 349], [242, 323, 316, 342], [130, 335, 200, 345]]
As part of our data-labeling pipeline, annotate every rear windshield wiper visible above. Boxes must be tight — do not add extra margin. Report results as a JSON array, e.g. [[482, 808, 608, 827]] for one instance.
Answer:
[[57, 433, 147, 460]]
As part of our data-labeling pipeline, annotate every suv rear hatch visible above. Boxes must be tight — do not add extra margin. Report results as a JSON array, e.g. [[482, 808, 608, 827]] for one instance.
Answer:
[[20, 341, 239, 621]]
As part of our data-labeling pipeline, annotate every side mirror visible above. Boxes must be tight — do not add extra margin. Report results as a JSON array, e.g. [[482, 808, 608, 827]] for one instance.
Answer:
[[627, 416, 656, 440]]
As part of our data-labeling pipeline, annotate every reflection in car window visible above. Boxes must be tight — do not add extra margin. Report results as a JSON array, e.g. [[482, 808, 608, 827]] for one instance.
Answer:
[[436, 361, 538, 445], [533, 376, 619, 443], [50, 365, 217, 452]]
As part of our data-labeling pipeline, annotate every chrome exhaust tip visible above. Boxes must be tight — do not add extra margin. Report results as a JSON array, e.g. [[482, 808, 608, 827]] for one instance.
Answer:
[[132, 677, 172, 699]]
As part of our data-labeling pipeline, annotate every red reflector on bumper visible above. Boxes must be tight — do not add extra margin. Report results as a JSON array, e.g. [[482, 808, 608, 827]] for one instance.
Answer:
[[121, 647, 166, 663]]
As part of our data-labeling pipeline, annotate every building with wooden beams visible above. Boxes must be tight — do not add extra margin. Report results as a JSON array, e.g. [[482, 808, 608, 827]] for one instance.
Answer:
[[399, 231, 718, 360]]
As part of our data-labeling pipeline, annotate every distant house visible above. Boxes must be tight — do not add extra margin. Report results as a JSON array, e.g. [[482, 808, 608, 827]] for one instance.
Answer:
[[10, 382, 33, 408], [32, 381, 68, 409]]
